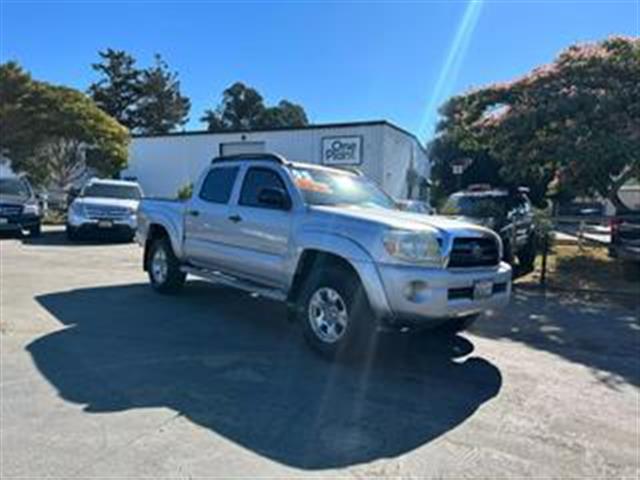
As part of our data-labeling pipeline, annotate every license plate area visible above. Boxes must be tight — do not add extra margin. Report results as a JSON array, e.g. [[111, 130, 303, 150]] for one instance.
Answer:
[[473, 280, 493, 300], [97, 220, 113, 228]]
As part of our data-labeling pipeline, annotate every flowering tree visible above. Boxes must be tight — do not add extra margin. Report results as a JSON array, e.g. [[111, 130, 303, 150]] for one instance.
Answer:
[[430, 36, 640, 209]]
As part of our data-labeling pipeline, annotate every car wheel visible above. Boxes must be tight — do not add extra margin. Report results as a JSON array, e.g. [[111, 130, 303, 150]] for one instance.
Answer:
[[66, 224, 78, 241], [518, 237, 537, 272], [29, 224, 42, 237], [297, 266, 375, 360], [148, 237, 186, 294], [434, 314, 480, 335]]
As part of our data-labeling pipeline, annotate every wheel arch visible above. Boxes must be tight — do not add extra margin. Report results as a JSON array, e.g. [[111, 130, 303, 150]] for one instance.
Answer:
[[287, 239, 391, 318]]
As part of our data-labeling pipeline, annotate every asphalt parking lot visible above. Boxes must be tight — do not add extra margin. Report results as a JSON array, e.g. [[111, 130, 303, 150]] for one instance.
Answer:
[[1, 226, 638, 478]]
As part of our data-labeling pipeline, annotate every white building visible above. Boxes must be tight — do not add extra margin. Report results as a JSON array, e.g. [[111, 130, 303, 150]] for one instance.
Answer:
[[122, 120, 430, 200]]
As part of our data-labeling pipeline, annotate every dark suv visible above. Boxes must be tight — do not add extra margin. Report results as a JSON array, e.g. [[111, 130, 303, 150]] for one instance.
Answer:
[[441, 187, 537, 270], [608, 185, 640, 276], [0, 176, 42, 237]]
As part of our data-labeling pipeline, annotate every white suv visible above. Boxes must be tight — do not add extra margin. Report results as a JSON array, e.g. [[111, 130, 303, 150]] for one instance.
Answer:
[[66, 178, 143, 242]]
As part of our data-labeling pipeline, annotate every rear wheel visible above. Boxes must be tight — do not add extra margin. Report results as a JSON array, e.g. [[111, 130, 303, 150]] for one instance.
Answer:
[[296, 266, 376, 360], [518, 236, 537, 272], [148, 237, 186, 294]]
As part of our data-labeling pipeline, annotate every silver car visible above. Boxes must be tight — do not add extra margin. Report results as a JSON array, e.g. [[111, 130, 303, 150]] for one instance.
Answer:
[[137, 154, 511, 359]]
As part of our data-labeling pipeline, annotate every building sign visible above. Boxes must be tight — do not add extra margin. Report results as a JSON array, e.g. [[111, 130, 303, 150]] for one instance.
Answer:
[[321, 136, 362, 165]]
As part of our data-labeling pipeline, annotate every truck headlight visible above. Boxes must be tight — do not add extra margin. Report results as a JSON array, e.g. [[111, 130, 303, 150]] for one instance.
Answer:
[[383, 230, 442, 266], [23, 202, 40, 216]]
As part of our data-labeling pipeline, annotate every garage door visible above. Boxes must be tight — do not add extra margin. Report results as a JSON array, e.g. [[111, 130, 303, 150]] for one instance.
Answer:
[[220, 142, 266, 156]]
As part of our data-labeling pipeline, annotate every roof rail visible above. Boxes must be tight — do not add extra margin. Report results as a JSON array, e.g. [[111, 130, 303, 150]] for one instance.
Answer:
[[211, 153, 288, 165]]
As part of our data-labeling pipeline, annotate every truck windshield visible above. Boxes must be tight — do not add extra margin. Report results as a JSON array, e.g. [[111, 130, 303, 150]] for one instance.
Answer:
[[442, 195, 506, 218], [82, 184, 142, 200], [0, 178, 30, 198], [290, 167, 396, 210]]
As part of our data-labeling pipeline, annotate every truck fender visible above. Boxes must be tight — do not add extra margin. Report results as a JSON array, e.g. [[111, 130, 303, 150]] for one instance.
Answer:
[[291, 231, 391, 318], [143, 216, 185, 262]]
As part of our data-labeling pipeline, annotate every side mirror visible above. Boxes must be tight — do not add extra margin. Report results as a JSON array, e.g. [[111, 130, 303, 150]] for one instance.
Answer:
[[257, 187, 290, 210]]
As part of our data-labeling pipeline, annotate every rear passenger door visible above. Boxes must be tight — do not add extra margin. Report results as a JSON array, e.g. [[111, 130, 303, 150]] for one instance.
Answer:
[[183, 165, 240, 270], [222, 166, 293, 288]]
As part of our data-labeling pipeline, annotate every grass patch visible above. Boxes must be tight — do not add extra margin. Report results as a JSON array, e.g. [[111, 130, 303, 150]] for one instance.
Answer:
[[519, 243, 639, 298]]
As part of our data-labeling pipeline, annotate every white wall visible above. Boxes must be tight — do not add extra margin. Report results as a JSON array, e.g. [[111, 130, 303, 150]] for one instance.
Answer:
[[123, 123, 427, 200]]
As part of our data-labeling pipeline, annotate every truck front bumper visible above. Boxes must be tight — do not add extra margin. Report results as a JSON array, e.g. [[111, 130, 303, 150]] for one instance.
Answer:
[[0, 214, 41, 232], [373, 261, 512, 328], [67, 214, 137, 238]]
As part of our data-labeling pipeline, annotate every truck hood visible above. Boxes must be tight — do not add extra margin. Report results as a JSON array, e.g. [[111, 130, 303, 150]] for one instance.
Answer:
[[74, 197, 140, 210], [310, 205, 494, 236]]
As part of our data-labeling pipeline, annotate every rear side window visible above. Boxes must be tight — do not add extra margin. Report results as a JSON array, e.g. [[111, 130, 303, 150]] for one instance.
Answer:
[[239, 167, 289, 208], [199, 166, 239, 204]]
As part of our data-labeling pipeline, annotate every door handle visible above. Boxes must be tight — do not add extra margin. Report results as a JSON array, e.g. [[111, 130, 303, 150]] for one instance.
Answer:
[[188, 209, 200, 217], [228, 214, 242, 223]]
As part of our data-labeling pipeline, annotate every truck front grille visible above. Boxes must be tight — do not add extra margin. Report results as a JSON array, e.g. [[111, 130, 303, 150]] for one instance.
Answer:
[[448, 236, 500, 268], [0, 204, 24, 217], [85, 205, 129, 220]]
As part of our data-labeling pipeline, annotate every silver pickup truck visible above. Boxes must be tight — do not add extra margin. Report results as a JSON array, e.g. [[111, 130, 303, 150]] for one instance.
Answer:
[[137, 154, 511, 358]]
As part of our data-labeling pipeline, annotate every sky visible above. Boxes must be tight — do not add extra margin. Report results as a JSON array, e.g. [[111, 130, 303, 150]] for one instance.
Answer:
[[1, 0, 638, 142]]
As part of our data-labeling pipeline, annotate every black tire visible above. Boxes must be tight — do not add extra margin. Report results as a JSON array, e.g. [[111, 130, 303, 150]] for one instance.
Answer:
[[502, 239, 514, 265], [518, 236, 537, 271], [434, 314, 480, 335], [29, 224, 42, 237], [296, 265, 376, 361], [66, 224, 79, 241], [147, 237, 186, 294], [622, 261, 640, 282]]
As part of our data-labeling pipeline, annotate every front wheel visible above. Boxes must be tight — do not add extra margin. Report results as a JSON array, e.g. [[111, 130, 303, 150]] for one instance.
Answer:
[[297, 266, 376, 360], [147, 238, 186, 294], [29, 224, 41, 237]]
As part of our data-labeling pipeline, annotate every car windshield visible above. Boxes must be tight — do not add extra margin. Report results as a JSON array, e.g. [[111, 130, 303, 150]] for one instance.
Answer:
[[82, 183, 142, 200], [290, 167, 396, 210], [0, 178, 30, 198], [442, 195, 506, 218]]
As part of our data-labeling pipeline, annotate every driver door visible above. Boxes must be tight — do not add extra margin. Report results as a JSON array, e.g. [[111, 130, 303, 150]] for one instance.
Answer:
[[222, 166, 293, 288]]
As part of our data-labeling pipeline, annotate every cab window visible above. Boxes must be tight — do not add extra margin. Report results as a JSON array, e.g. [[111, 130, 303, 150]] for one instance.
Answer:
[[199, 166, 239, 204], [239, 167, 290, 209]]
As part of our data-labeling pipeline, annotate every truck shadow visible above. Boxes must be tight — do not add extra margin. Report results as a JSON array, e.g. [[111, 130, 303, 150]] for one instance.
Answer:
[[471, 286, 640, 389], [29, 282, 502, 470]]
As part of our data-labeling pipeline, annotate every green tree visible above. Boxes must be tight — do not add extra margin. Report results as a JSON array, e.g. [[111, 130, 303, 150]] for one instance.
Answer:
[[0, 62, 129, 188], [429, 36, 640, 208], [201, 82, 309, 131], [135, 55, 191, 135], [201, 82, 266, 131], [88, 49, 142, 130], [259, 100, 309, 128]]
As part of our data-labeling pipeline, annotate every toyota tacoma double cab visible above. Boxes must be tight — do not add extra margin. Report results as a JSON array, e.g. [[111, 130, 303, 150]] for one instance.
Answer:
[[137, 154, 512, 358]]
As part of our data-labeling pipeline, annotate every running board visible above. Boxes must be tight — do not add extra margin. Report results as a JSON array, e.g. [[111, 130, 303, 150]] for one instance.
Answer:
[[180, 265, 287, 302]]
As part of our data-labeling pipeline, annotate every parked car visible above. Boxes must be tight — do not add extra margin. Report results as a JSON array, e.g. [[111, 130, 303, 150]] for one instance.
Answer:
[[137, 154, 512, 359], [66, 178, 143, 241], [0, 176, 42, 237], [609, 206, 640, 278], [440, 186, 537, 271]]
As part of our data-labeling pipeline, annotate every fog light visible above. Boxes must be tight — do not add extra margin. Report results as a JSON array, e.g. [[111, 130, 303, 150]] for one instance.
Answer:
[[404, 280, 428, 302]]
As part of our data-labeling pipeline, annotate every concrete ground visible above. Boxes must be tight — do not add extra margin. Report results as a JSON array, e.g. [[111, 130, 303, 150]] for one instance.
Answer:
[[1, 227, 638, 478]]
